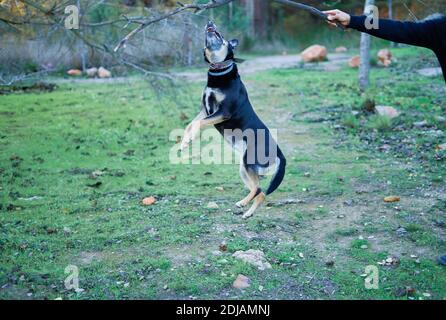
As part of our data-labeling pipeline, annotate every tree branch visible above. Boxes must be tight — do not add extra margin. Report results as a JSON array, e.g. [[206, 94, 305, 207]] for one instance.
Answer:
[[272, 0, 345, 29], [113, 0, 234, 52]]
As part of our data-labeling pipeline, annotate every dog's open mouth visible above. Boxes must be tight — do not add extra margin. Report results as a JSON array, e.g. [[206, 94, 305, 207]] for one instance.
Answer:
[[206, 22, 222, 42]]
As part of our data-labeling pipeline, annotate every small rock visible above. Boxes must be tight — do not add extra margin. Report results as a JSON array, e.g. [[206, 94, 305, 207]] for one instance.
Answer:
[[304, 172, 311, 177], [63, 227, 72, 235], [232, 249, 272, 270], [436, 143, 446, 151], [360, 245, 368, 249], [335, 46, 348, 53], [232, 274, 250, 289], [301, 45, 327, 63], [85, 67, 98, 77], [142, 196, 156, 206], [377, 49, 392, 67], [206, 202, 219, 209], [219, 241, 227, 252], [298, 252, 304, 259], [375, 106, 400, 119], [67, 69, 82, 76], [378, 256, 400, 267], [349, 55, 360, 68], [98, 67, 112, 78], [215, 186, 225, 192]]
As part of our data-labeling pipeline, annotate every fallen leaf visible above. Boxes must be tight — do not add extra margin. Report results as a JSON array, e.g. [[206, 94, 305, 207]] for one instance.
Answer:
[[384, 196, 400, 203], [206, 202, 219, 209]]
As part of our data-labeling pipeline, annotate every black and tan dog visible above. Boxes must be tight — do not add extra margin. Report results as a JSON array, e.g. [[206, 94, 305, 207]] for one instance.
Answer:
[[180, 21, 286, 219]]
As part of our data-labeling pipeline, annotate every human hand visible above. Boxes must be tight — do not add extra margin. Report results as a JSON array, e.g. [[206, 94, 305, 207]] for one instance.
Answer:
[[323, 9, 351, 28]]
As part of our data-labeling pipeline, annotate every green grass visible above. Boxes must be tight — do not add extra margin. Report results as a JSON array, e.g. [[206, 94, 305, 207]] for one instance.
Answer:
[[1, 47, 445, 300]]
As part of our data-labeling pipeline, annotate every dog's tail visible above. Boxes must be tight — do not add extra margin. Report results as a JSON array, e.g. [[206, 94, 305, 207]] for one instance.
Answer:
[[266, 149, 286, 196]]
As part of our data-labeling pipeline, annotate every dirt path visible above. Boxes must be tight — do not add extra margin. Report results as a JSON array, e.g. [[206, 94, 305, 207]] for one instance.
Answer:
[[178, 53, 350, 82], [53, 53, 351, 84]]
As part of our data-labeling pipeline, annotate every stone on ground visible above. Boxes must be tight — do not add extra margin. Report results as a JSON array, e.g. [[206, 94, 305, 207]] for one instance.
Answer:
[[232, 274, 250, 289], [67, 69, 82, 76], [98, 67, 112, 78], [335, 46, 348, 53], [206, 201, 219, 209], [301, 45, 327, 63], [377, 49, 392, 67], [375, 106, 400, 119], [232, 249, 272, 270], [349, 56, 360, 68], [86, 67, 98, 77]]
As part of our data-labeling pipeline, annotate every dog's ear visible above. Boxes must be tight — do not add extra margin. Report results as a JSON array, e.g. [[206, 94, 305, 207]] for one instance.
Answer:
[[229, 39, 239, 49]]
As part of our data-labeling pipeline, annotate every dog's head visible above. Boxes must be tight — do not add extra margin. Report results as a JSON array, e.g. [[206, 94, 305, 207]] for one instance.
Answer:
[[204, 21, 239, 64]]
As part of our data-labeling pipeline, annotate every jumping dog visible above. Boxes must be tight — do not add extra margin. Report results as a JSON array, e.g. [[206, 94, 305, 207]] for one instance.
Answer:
[[180, 21, 286, 219]]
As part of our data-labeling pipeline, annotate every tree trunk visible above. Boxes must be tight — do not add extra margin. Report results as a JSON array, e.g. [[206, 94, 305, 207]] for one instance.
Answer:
[[359, 0, 375, 91], [388, 0, 396, 47], [77, 0, 87, 71], [255, 0, 269, 39], [245, 0, 255, 38]]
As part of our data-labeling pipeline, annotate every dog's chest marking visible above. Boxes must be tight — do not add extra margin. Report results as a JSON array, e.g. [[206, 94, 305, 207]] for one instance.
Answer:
[[205, 46, 228, 64], [203, 87, 225, 115]]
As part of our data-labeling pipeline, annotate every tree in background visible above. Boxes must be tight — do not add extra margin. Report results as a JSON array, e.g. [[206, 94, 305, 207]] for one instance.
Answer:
[[359, 0, 375, 91]]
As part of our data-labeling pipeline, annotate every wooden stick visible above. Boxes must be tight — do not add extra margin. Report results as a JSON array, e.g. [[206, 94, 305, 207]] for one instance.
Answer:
[[272, 0, 345, 30]]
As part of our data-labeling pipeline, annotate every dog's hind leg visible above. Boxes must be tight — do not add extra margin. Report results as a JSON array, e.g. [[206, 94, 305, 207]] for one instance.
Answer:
[[242, 190, 266, 219], [236, 162, 260, 208]]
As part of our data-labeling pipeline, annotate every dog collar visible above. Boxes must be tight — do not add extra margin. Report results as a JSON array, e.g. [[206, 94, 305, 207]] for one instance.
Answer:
[[209, 60, 233, 70], [208, 61, 234, 76]]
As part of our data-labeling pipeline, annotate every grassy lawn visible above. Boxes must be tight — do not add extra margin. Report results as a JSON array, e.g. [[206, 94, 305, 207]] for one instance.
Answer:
[[0, 47, 445, 300]]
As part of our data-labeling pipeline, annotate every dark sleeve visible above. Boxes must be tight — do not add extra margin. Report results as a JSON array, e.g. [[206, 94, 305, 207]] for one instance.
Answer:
[[348, 15, 438, 50]]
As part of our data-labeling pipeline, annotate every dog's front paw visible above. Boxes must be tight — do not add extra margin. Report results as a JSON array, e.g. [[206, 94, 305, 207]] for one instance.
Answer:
[[242, 210, 254, 219], [235, 200, 247, 208]]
